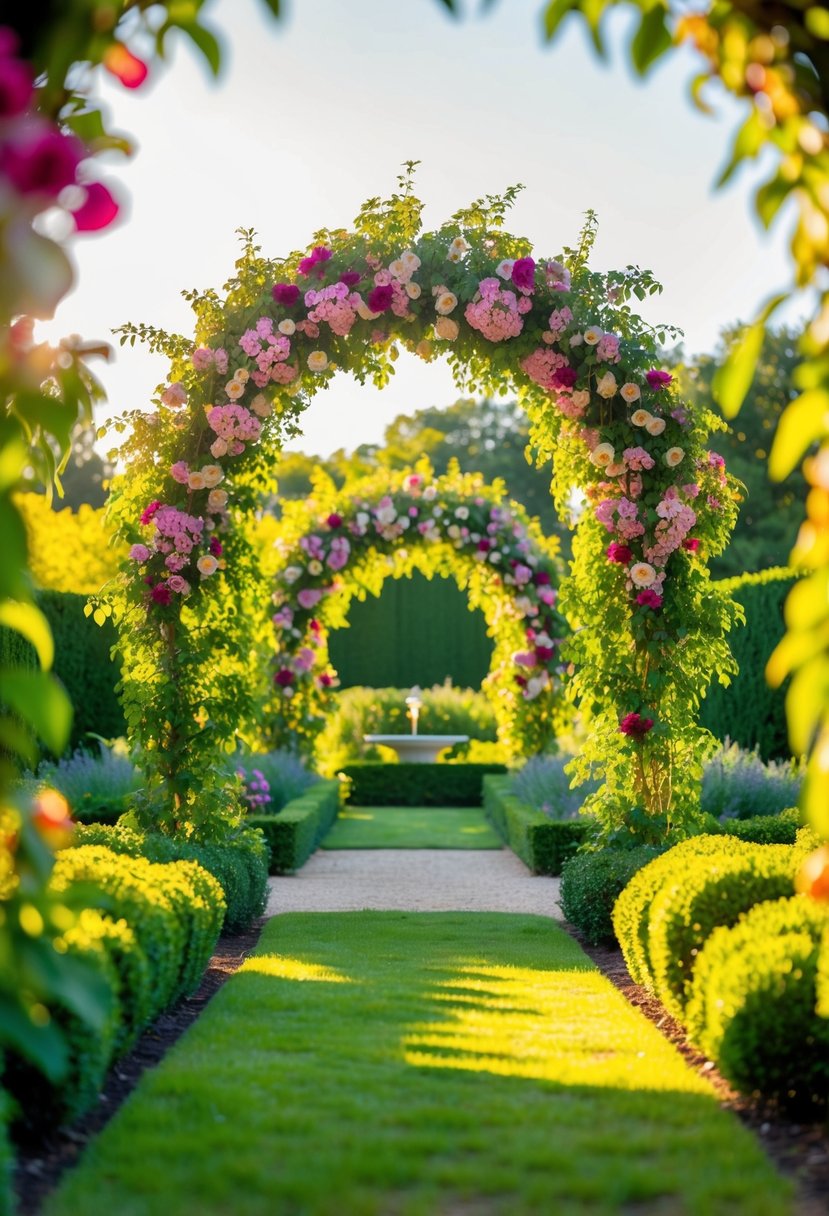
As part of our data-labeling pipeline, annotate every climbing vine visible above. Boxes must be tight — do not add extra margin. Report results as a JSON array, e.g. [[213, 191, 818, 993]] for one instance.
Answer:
[[100, 174, 740, 842]]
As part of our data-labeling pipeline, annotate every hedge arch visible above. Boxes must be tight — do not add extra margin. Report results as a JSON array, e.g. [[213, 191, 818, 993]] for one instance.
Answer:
[[106, 181, 742, 842], [265, 462, 567, 759]]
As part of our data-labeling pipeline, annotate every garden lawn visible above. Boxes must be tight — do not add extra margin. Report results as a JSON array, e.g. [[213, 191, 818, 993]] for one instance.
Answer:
[[45, 912, 791, 1216], [322, 805, 502, 849]]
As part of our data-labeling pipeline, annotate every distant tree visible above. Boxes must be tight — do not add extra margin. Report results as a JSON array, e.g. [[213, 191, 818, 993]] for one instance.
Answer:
[[672, 326, 805, 578]]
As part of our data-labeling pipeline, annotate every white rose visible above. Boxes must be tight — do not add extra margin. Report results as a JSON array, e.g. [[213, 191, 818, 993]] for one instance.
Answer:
[[584, 326, 603, 346], [569, 333, 584, 347], [375, 505, 397, 525], [455, 506, 469, 520], [496, 259, 515, 280], [405, 281, 422, 299], [630, 562, 657, 588], [283, 565, 303, 584], [278, 319, 296, 336]]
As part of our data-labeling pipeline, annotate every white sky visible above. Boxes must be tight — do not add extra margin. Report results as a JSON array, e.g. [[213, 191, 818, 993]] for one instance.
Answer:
[[38, 0, 800, 458]]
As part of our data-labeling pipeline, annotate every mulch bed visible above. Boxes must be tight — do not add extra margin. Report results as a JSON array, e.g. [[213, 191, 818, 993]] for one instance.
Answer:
[[567, 926, 829, 1216], [13, 916, 266, 1216], [13, 914, 829, 1214]]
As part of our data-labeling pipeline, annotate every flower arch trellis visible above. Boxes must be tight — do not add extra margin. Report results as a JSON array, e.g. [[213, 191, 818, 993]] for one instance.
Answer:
[[264, 461, 569, 760], [105, 179, 742, 842]]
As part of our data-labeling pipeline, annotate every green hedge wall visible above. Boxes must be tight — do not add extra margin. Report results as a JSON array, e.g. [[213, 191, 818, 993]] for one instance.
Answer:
[[482, 775, 591, 875], [327, 571, 493, 689], [248, 780, 341, 874], [341, 763, 506, 807], [701, 568, 796, 760], [38, 591, 125, 748]]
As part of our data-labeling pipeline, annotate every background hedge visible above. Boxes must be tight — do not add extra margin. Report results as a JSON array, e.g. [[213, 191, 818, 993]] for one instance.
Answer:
[[482, 775, 589, 875], [342, 763, 506, 807], [328, 571, 492, 689], [248, 780, 341, 874], [700, 569, 797, 760]]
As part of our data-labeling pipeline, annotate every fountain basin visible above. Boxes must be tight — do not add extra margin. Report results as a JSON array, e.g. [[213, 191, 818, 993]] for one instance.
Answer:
[[363, 734, 469, 764]]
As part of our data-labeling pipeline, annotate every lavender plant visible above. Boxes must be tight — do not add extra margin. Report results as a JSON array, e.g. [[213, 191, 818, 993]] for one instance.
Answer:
[[510, 754, 599, 820], [700, 741, 803, 821], [35, 741, 142, 823], [232, 749, 318, 814]]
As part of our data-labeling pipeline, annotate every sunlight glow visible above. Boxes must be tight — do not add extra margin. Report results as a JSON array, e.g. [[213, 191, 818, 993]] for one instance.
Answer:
[[403, 965, 715, 1095], [240, 956, 354, 984]]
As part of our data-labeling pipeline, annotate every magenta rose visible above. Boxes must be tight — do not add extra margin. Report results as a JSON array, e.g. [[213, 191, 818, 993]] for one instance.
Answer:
[[511, 256, 536, 293], [272, 283, 300, 307], [619, 712, 654, 738], [682, 537, 700, 552], [339, 271, 362, 287], [209, 537, 223, 557], [326, 513, 343, 528], [274, 668, 293, 687], [0, 55, 33, 118], [607, 542, 633, 564], [636, 589, 663, 610], [367, 283, 394, 313], [535, 645, 555, 664], [645, 369, 673, 391], [140, 500, 162, 526], [551, 366, 578, 390], [150, 583, 172, 606]]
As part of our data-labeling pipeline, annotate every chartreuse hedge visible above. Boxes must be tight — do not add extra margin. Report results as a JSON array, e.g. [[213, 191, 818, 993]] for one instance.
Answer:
[[248, 780, 340, 874], [74, 823, 268, 933], [687, 895, 829, 1112], [342, 763, 506, 808], [43, 912, 790, 1216], [482, 775, 590, 875], [4, 847, 224, 1133]]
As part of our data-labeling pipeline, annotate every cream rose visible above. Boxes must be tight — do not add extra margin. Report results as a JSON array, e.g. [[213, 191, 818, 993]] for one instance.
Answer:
[[197, 554, 218, 578], [388, 258, 405, 280], [568, 332, 584, 347], [571, 389, 591, 410], [415, 339, 433, 360], [631, 409, 652, 427], [589, 442, 615, 468], [606, 461, 627, 477], [583, 326, 603, 346], [630, 562, 657, 588], [405, 281, 422, 299], [307, 351, 329, 373], [201, 465, 224, 488], [646, 416, 666, 436], [225, 379, 245, 400], [187, 471, 206, 490], [435, 291, 458, 316], [620, 382, 641, 404], [435, 317, 459, 341], [665, 447, 685, 467], [210, 438, 228, 459], [250, 394, 273, 418], [278, 319, 296, 336], [356, 301, 381, 321], [208, 489, 228, 512], [595, 372, 618, 399], [307, 559, 323, 576], [401, 250, 421, 272], [234, 368, 250, 385]]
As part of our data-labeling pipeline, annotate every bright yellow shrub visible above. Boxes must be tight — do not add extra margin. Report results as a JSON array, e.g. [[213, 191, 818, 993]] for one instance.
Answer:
[[16, 492, 125, 593]]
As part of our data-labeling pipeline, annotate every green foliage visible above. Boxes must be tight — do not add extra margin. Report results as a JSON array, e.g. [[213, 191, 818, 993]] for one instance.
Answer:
[[482, 775, 590, 875], [687, 896, 829, 1112], [74, 823, 268, 934], [721, 807, 801, 845], [611, 836, 757, 988], [559, 847, 662, 946], [248, 780, 340, 874], [314, 684, 499, 774], [647, 845, 799, 1019], [674, 328, 805, 578], [344, 764, 506, 809], [700, 572, 798, 760], [0, 1085, 12, 1216], [327, 573, 493, 691]]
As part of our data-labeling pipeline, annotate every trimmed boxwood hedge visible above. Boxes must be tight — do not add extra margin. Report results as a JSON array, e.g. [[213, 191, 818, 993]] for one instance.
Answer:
[[721, 806, 801, 844], [341, 763, 507, 808], [482, 775, 590, 875], [5, 846, 225, 1133], [75, 823, 268, 933], [687, 895, 829, 1112], [248, 780, 341, 874], [559, 847, 663, 946]]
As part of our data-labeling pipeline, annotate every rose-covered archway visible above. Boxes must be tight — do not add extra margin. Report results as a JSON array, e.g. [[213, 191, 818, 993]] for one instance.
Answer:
[[104, 180, 741, 842], [264, 462, 568, 759]]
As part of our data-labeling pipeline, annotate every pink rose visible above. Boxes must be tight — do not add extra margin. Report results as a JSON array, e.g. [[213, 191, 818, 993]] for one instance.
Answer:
[[129, 544, 150, 562], [297, 588, 323, 610]]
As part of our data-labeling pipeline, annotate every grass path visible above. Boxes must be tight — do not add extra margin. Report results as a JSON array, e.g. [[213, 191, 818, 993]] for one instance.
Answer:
[[46, 912, 790, 1216], [322, 805, 502, 849]]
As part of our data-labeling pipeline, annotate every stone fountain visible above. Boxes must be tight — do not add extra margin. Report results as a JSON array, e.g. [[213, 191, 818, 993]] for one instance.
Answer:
[[363, 687, 468, 764]]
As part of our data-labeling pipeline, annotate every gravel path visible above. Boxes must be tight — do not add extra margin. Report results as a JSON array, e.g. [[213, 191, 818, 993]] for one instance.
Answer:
[[267, 846, 563, 917]]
